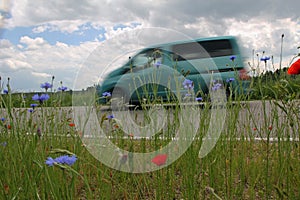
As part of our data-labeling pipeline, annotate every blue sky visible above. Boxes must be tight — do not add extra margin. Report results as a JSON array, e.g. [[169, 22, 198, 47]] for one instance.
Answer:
[[0, 0, 299, 92], [1, 23, 106, 46]]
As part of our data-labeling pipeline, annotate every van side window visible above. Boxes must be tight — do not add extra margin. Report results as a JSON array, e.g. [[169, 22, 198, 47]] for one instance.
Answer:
[[172, 39, 233, 61], [131, 48, 163, 70]]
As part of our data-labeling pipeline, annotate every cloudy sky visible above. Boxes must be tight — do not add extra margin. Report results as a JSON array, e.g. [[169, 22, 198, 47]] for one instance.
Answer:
[[0, 0, 299, 92]]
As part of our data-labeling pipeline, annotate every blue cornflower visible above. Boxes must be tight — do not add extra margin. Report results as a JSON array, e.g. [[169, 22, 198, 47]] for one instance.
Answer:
[[32, 94, 40, 101], [102, 92, 111, 97], [45, 155, 77, 167], [230, 55, 236, 61], [30, 103, 38, 108], [58, 86, 68, 91], [62, 155, 77, 166], [154, 61, 161, 68], [39, 94, 50, 101], [41, 82, 52, 91], [211, 83, 222, 91], [1, 117, 5, 122], [182, 79, 194, 89], [107, 114, 114, 119], [54, 155, 68, 164], [32, 94, 50, 102], [3, 89, 8, 94], [45, 157, 56, 167], [28, 109, 34, 113], [226, 78, 235, 83], [1, 141, 7, 147], [54, 155, 77, 166], [260, 56, 270, 62], [195, 97, 203, 101]]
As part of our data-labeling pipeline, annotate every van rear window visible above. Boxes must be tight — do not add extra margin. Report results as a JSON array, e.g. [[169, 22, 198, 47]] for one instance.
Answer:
[[172, 39, 233, 61]]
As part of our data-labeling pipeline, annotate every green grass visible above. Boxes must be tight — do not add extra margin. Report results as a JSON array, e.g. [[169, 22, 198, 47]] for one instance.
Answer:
[[0, 68, 300, 199]]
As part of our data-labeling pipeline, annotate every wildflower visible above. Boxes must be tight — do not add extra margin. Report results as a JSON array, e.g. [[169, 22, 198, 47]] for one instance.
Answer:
[[30, 103, 38, 109], [32, 94, 50, 103], [39, 94, 50, 101], [230, 55, 236, 61], [7, 125, 11, 129], [211, 81, 222, 91], [287, 59, 300, 75], [1, 118, 5, 122], [28, 109, 34, 113], [56, 155, 77, 166], [195, 97, 203, 101], [268, 126, 272, 131], [260, 56, 270, 63], [226, 77, 235, 83], [151, 154, 168, 166], [102, 92, 111, 97], [114, 124, 119, 129], [45, 155, 77, 167], [3, 89, 8, 94], [107, 114, 114, 119], [41, 82, 52, 91], [45, 157, 56, 167], [69, 123, 75, 127], [253, 127, 257, 131], [154, 61, 161, 68], [32, 94, 40, 101], [1, 141, 7, 147], [182, 79, 194, 89], [58, 86, 68, 91]]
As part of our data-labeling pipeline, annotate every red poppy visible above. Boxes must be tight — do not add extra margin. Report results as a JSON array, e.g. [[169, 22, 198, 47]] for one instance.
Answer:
[[114, 124, 119, 129], [7, 125, 11, 129], [253, 127, 257, 131], [151, 154, 168, 166], [268, 126, 272, 131], [287, 59, 300, 75], [69, 123, 75, 127]]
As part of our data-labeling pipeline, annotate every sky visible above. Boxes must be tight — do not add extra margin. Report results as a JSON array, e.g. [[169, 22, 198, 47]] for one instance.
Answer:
[[0, 0, 299, 92]]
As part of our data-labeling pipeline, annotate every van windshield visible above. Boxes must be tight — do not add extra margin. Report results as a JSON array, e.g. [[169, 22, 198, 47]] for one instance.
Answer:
[[172, 39, 233, 61]]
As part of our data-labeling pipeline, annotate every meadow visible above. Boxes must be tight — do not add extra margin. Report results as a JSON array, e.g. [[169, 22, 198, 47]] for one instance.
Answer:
[[0, 55, 300, 199]]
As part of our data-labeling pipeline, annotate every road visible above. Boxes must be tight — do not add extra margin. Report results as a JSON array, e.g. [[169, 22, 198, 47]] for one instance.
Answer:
[[1, 100, 299, 140], [95, 100, 300, 140]]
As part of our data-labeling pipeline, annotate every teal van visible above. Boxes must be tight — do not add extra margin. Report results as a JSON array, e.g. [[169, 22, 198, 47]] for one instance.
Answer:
[[98, 36, 250, 104]]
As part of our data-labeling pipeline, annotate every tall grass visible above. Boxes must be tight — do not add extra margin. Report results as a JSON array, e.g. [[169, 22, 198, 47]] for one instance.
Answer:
[[1, 63, 300, 199]]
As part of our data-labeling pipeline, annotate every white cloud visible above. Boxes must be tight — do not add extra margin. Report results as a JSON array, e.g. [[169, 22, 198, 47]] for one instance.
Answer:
[[19, 36, 50, 50], [0, 35, 99, 91], [0, 59, 32, 73], [1, 0, 300, 91], [32, 24, 51, 33], [31, 71, 52, 78], [0, 39, 12, 48]]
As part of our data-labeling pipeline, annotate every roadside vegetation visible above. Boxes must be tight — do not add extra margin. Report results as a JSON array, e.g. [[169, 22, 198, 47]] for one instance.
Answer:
[[0, 46, 299, 199]]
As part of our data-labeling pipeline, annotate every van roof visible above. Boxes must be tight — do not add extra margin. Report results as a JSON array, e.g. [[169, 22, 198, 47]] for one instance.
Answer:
[[147, 35, 237, 49]]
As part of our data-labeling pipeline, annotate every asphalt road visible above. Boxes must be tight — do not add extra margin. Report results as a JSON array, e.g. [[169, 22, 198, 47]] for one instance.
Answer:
[[1, 100, 299, 140], [103, 100, 299, 140]]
